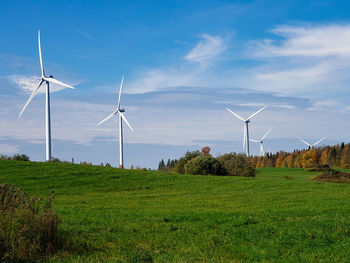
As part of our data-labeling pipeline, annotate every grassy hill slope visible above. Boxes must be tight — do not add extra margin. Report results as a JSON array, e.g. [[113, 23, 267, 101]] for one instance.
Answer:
[[1, 160, 350, 262]]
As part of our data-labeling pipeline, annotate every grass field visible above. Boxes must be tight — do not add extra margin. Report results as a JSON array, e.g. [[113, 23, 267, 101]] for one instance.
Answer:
[[1, 160, 350, 262]]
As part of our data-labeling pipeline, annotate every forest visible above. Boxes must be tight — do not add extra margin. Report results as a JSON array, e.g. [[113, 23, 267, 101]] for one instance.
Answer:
[[158, 143, 350, 175]]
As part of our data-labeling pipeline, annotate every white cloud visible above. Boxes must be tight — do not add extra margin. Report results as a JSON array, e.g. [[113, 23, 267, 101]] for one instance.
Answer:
[[306, 100, 339, 111], [128, 25, 350, 110], [128, 34, 225, 93], [240, 24, 350, 103], [73, 30, 94, 40], [251, 24, 350, 57], [237, 102, 295, 109], [184, 34, 226, 63]]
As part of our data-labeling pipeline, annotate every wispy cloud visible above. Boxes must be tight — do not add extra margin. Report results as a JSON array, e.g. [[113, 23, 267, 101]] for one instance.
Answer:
[[128, 25, 350, 112], [184, 34, 226, 63], [251, 24, 350, 57], [240, 23, 350, 103], [128, 34, 226, 93], [73, 30, 94, 40]]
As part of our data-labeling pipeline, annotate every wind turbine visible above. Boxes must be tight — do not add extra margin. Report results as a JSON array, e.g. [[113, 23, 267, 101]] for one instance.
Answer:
[[226, 106, 267, 157], [97, 76, 134, 168], [19, 30, 75, 161], [299, 138, 326, 149], [249, 128, 272, 156]]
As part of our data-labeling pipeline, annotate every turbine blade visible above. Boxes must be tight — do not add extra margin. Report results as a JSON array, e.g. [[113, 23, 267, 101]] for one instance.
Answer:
[[117, 75, 124, 110], [260, 143, 264, 156], [119, 112, 134, 132], [226, 108, 245, 121], [19, 79, 44, 117], [249, 139, 260, 143], [97, 110, 118, 126], [44, 77, 75, 89], [247, 106, 267, 120], [261, 128, 272, 141], [38, 30, 44, 77], [313, 138, 326, 147], [299, 138, 312, 147]]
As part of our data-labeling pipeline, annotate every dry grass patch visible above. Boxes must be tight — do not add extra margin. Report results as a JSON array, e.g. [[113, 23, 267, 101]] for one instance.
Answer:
[[313, 169, 350, 183]]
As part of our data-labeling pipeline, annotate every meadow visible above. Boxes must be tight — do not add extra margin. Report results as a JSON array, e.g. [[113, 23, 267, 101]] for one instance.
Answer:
[[1, 160, 350, 262]]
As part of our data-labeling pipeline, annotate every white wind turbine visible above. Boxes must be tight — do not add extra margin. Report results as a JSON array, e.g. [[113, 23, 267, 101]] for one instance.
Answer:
[[299, 138, 326, 149], [249, 128, 272, 156], [226, 106, 267, 157], [19, 30, 75, 161], [97, 76, 134, 168]]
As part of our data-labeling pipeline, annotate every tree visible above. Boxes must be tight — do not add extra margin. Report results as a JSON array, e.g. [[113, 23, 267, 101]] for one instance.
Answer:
[[340, 144, 350, 168], [185, 156, 225, 175], [217, 153, 256, 177], [174, 151, 201, 174], [320, 149, 329, 166], [158, 159, 165, 171], [201, 146, 211, 156]]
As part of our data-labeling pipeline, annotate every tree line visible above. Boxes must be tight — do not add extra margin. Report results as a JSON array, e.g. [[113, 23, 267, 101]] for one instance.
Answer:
[[158, 143, 350, 175], [250, 142, 350, 168]]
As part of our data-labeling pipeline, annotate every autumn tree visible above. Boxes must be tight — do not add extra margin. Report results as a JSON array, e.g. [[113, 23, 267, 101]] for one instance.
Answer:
[[201, 146, 211, 156]]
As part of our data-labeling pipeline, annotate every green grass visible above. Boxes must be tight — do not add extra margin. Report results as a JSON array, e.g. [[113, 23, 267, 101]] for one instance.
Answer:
[[1, 161, 350, 262]]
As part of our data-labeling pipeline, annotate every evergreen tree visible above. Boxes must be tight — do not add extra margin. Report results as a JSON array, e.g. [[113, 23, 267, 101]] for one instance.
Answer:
[[158, 159, 165, 170]]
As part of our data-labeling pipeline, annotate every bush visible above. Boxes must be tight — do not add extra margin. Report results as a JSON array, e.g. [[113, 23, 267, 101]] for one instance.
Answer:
[[0, 154, 30, 161], [314, 168, 350, 183], [49, 157, 61, 162], [0, 184, 60, 262], [218, 153, 256, 177], [185, 156, 226, 175], [174, 151, 201, 174]]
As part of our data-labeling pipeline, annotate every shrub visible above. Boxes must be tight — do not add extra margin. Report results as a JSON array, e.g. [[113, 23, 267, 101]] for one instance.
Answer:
[[218, 153, 256, 177], [313, 168, 350, 183], [0, 154, 30, 161], [49, 157, 61, 162], [0, 184, 60, 262], [174, 151, 201, 174], [185, 156, 225, 175]]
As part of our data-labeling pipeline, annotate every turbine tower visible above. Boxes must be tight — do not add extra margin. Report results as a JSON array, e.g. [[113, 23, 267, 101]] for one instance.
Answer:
[[249, 128, 272, 156], [299, 138, 326, 149], [226, 106, 267, 157], [97, 76, 134, 168], [19, 30, 75, 161]]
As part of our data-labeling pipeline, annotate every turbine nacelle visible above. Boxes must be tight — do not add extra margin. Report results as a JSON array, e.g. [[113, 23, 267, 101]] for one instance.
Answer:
[[119, 108, 125, 112]]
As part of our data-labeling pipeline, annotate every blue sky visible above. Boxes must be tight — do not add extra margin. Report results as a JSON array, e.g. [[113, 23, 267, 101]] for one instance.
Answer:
[[1, 0, 350, 168]]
